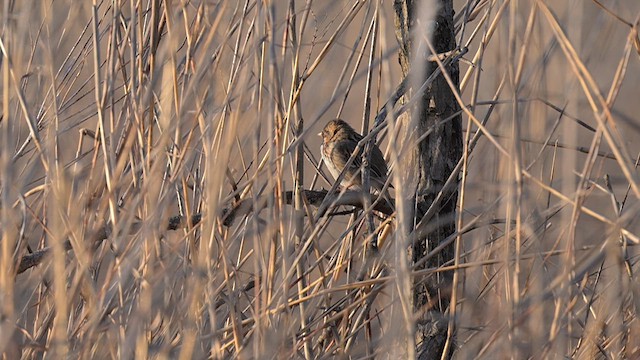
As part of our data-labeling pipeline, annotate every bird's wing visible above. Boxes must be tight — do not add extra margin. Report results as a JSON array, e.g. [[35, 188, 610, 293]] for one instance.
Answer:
[[333, 140, 362, 172], [334, 140, 388, 180], [369, 145, 389, 179]]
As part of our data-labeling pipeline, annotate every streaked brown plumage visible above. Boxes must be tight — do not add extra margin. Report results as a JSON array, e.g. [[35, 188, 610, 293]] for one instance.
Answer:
[[320, 119, 389, 192]]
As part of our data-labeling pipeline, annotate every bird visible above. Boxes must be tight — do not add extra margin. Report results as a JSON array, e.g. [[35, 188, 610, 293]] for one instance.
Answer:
[[319, 119, 390, 193]]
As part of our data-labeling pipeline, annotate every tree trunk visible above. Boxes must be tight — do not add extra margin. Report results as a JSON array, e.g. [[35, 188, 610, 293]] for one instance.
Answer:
[[393, 0, 462, 358]]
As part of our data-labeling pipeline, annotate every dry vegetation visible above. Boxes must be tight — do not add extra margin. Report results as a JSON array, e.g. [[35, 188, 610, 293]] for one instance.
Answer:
[[1, 0, 640, 358]]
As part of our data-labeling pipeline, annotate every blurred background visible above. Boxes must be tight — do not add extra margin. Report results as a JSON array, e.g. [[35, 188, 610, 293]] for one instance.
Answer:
[[1, 0, 640, 358]]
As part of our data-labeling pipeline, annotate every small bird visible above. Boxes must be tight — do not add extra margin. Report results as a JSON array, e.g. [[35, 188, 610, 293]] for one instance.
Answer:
[[320, 119, 390, 192]]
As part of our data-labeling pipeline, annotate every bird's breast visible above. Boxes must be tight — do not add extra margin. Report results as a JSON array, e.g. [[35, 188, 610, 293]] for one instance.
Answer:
[[321, 143, 344, 181]]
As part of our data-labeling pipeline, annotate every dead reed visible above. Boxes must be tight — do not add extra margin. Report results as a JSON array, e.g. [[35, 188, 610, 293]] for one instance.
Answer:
[[1, 0, 640, 358]]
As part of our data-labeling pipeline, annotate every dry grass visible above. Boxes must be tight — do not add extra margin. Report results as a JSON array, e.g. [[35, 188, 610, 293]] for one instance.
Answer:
[[1, 0, 640, 358]]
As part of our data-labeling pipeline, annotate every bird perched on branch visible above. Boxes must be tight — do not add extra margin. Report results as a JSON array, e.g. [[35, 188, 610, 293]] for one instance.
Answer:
[[319, 119, 390, 193]]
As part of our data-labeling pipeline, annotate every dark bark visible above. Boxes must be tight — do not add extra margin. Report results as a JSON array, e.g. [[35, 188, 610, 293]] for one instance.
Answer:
[[393, 0, 462, 358]]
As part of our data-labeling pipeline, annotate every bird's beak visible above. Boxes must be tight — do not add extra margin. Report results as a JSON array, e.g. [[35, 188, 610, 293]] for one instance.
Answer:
[[318, 132, 322, 137]]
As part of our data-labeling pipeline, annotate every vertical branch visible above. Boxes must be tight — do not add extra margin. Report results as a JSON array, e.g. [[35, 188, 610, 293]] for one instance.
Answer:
[[146, 0, 161, 167], [288, 0, 313, 358], [0, 13, 17, 357], [393, 0, 462, 358], [361, 8, 379, 253]]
